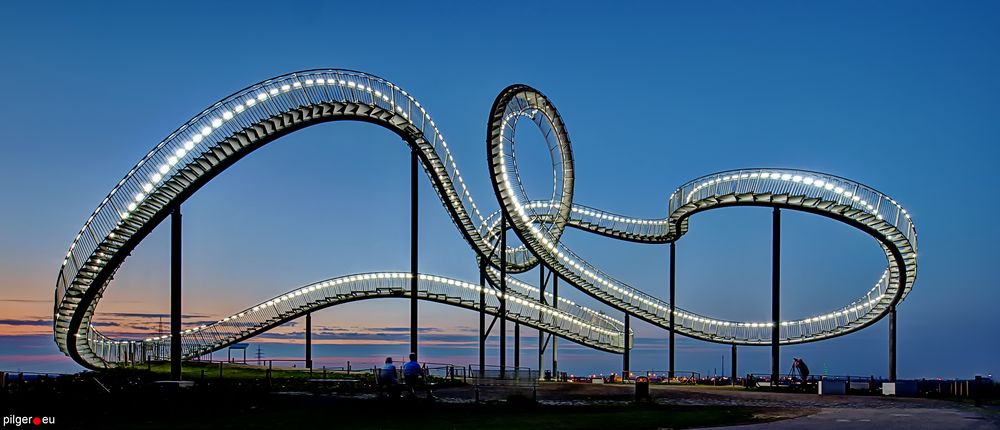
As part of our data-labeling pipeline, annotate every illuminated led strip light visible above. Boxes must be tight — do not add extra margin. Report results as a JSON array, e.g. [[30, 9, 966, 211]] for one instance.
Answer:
[[54, 71, 916, 369], [59, 72, 488, 272], [487, 85, 916, 345], [682, 171, 911, 223], [84, 272, 624, 363], [109, 272, 622, 354], [484, 266, 625, 329], [55, 70, 509, 367]]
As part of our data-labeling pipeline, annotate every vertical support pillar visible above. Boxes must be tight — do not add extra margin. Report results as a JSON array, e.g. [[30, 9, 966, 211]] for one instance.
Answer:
[[514, 323, 520, 373], [499, 216, 507, 379], [771, 207, 781, 384], [889, 304, 896, 382], [410, 148, 419, 357], [538, 265, 546, 379], [479, 258, 486, 378], [170, 205, 182, 381], [669, 241, 676, 380], [623, 313, 630, 381], [552, 274, 558, 379], [305, 312, 312, 369], [731, 344, 737, 386]]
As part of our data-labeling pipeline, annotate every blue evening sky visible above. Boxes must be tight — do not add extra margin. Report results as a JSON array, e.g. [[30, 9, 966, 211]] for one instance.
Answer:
[[0, 1, 997, 378]]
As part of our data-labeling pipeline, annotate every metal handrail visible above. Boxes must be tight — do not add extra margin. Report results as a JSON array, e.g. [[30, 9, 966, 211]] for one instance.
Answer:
[[488, 86, 916, 346], [82, 272, 624, 366], [54, 70, 917, 369]]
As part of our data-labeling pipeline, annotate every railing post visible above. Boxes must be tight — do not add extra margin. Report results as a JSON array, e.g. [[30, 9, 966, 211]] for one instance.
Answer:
[[771, 207, 781, 384], [170, 205, 182, 380], [669, 241, 676, 381], [410, 147, 419, 357]]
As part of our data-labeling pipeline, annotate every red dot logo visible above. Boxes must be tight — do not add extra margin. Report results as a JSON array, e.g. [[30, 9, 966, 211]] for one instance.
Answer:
[[32, 417, 41, 426]]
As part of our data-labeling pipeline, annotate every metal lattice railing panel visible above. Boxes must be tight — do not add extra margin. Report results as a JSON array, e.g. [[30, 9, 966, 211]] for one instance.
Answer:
[[56, 72, 917, 369]]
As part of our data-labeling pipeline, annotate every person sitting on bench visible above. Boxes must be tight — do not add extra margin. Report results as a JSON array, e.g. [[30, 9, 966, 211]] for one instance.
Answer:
[[402, 352, 425, 396], [379, 356, 399, 396]]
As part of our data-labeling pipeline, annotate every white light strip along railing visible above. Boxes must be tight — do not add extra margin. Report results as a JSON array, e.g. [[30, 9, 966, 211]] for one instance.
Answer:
[[484, 266, 626, 331], [488, 86, 917, 346], [56, 72, 917, 369], [56, 70, 492, 315], [55, 70, 511, 366], [82, 272, 625, 365]]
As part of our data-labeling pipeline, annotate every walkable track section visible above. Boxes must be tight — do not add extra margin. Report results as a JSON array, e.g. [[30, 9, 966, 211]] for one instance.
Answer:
[[53, 70, 917, 369]]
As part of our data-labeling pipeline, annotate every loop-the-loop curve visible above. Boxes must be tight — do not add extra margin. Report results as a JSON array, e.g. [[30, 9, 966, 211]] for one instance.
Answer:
[[53, 70, 916, 369]]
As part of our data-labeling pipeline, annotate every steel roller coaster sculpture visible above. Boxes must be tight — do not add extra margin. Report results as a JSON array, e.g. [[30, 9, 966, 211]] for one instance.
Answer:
[[53, 70, 917, 376]]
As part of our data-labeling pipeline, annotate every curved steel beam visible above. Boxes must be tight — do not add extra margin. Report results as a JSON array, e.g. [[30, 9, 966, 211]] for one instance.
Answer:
[[54, 70, 917, 369], [90, 272, 625, 365], [486, 85, 917, 346]]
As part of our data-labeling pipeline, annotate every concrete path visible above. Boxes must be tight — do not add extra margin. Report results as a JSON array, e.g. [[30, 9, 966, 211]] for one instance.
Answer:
[[651, 385, 1000, 429], [435, 383, 999, 428], [703, 407, 997, 429]]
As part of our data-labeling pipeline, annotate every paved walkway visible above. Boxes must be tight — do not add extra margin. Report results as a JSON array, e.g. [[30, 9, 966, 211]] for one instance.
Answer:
[[703, 407, 996, 429], [653, 385, 999, 429], [435, 383, 999, 428]]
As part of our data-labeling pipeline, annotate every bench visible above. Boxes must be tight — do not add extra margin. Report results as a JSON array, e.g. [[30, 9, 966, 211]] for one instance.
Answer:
[[375, 370, 436, 399], [305, 378, 361, 394], [374, 371, 402, 398]]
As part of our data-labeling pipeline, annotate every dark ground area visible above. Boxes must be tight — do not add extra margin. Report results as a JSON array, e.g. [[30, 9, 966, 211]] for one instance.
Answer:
[[0, 372, 769, 429], [1, 390, 765, 429], [3, 369, 997, 429]]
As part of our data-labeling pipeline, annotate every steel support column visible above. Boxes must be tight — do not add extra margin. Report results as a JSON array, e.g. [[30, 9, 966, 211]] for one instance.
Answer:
[[479, 258, 486, 378], [514, 322, 520, 372], [731, 344, 737, 386], [410, 148, 419, 357], [889, 304, 897, 382], [170, 205, 182, 380], [538, 265, 546, 379], [305, 312, 312, 369], [623, 313, 630, 381], [552, 273, 558, 379], [669, 241, 676, 380], [771, 207, 781, 384], [499, 216, 507, 379]]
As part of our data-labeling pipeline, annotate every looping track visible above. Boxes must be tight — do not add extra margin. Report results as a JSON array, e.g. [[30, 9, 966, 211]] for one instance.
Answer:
[[54, 70, 917, 369]]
